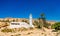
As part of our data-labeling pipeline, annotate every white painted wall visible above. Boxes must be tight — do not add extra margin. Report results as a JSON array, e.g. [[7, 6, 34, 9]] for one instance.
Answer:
[[9, 22, 30, 28]]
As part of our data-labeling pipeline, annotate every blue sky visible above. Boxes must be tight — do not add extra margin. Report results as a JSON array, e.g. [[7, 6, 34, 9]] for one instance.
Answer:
[[0, 0, 60, 21]]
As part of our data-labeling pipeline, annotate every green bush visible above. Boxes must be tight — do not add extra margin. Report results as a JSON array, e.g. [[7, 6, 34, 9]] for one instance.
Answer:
[[51, 22, 60, 30]]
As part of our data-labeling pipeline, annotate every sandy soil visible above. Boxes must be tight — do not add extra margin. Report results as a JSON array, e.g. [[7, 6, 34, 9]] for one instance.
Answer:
[[0, 28, 59, 36]]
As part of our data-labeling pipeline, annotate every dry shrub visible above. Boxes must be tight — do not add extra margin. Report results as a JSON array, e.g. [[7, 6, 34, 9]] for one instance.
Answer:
[[29, 27, 33, 30], [1, 28, 15, 32], [20, 27, 28, 31], [27, 33, 31, 35], [11, 34, 21, 36]]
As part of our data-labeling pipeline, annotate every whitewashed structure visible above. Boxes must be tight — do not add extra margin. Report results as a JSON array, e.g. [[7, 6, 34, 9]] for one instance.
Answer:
[[9, 14, 34, 29], [9, 22, 30, 28], [29, 14, 34, 27]]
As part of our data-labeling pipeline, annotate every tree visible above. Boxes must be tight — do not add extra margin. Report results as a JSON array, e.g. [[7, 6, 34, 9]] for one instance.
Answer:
[[40, 13, 46, 25], [40, 13, 47, 28], [40, 13, 49, 28], [40, 13, 45, 18]]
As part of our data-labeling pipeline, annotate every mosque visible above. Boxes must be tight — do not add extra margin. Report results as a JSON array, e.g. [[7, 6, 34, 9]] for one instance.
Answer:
[[9, 14, 34, 29]]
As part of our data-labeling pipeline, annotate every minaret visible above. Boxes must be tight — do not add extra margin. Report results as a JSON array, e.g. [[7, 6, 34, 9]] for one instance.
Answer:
[[29, 13, 34, 27]]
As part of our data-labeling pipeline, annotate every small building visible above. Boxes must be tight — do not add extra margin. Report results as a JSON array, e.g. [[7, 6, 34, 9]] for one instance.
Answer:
[[9, 22, 30, 29], [9, 14, 34, 29]]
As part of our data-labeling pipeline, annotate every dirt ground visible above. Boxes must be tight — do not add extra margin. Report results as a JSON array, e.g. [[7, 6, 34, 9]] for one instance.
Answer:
[[0, 28, 59, 36]]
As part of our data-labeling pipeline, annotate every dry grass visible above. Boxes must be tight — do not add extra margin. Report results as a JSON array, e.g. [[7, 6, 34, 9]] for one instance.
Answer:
[[1, 28, 15, 32]]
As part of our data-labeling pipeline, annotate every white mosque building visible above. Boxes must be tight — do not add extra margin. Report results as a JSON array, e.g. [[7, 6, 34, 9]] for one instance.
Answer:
[[9, 14, 34, 29]]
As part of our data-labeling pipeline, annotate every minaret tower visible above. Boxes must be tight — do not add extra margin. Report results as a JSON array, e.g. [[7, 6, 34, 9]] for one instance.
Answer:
[[29, 13, 34, 27]]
